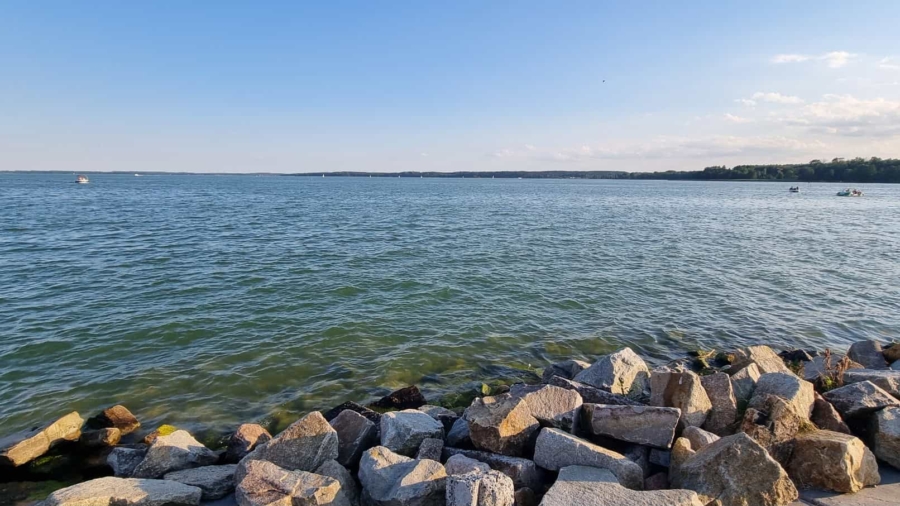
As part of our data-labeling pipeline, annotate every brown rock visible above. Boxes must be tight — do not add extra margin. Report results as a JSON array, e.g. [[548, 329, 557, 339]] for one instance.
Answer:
[[85, 405, 141, 435], [509, 384, 583, 432], [700, 372, 738, 435], [370, 385, 427, 410], [465, 395, 540, 457], [811, 392, 851, 434], [884, 343, 900, 364], [644, 471, 669, 491], [0, 411, 83, 467], [748, 372, 815, 419], [224, 424, 272, 464], [730, 363, 761, 407], [244, 411, 339, 472], [236, 459, 349, 506], [740, 395, 808, 464], [649, 370, 711, 430], [80, 428, 122, 448], [513, 487, 538, 506], [786, 430, 880, 493], [573, 348, 651, 399], [732, 345, 794, 375]]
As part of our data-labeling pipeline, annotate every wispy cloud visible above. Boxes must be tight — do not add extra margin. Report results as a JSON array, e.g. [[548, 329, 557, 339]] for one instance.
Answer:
[[772, 54, 810, 64], [752, 92, 804, 104], [724, 113, 752, 123], [776, 94, 900, 137], [879, 57, 900, 70], [771, 51, 857, 68]]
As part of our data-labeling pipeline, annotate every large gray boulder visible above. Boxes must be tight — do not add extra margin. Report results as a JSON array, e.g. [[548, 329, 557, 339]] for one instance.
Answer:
[[330, 409, 378, 467], [748, 372, 815, 419], [822, 381, 900, 418], [785, 430, 880, 493], [132, 430, 219, 478], [510, 384, 583, 432], [236, 459, 350, 506], [848, 340, 888, 370], [107, 447, 147, 477], [730, 363, 761, 406], [843, 369, 900, 399], [446, 469, 515, 506], [0, 411, 83, 467], [671, 433, 798, 506], [533, 428, 643, 490], [442, 448, 545, 490], [465, 395, 540, 457], [316, 459, 360, 506], [573, 348, 650, 399], [380, 409, 444, 457], [164, 464, 237, 501], [872, 406, 900, 469], [582, 404, 680, 448], [224, 424, 271, 464], [42, 477, 201, 506], [540, 466, 702, 506], [542, 359, 591, 382], [700, 373, 738, 435], [357, 446, 447, 506], [731, 345, 793, 375], [649, 370, 711, 430], [547, 376, 643, 406], [247, 411, 339, 472]]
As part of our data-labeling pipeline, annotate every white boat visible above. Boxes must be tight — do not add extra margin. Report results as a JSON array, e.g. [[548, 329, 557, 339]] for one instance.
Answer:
[[76, 175, 89, 184], [837, 188, 863, 197]]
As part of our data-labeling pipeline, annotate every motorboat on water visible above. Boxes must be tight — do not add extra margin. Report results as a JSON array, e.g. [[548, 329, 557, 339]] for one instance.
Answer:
[[789, 186, 800, 193], [75, 175, 89, 184], [837, 188, 863, 197]]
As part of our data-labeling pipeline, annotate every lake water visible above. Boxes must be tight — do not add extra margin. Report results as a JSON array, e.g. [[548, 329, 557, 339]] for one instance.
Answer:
[[1, 173, 899, 435]]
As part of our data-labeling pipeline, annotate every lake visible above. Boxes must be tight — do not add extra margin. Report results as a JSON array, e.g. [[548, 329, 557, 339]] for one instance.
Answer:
[[1, 173, 898, 435]]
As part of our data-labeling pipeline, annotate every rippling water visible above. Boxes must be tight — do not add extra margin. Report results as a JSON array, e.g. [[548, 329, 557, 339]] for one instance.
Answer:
[[1, 173, 899, 435]]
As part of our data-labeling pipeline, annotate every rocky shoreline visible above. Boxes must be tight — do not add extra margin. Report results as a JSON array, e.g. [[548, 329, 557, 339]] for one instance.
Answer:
[[2, 341, 900, 506]]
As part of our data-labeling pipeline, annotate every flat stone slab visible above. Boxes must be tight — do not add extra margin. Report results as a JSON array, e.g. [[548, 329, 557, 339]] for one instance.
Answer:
[[800, 464, 900, 506], [42, 477, 202, 506]]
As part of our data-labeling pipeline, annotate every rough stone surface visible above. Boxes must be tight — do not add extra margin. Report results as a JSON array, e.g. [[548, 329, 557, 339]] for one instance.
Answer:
[[732, 345, 794, 375], [622, 444, 651, 479], [812, 393, 852, 434], [85, 405, 141, 435], [323, 401, 382, 426], [700, 373, 738, 435], [532, 428, 643, 490], [749, 372, 815, 419], [644, 472, 669, 491], [649, 449, 670, 468], [540, 465, 702, 506], [848, 340, 888, 370], [671, 432, 798, 506], [542, 359, 591, 383], [740, 395, 808, 464], [446, 418, 472, 448], [682, 426, 719, 451], [446, 454, 491, 475], [417, 437, 444, 461], [648, 370, 712, 430], [573, 348, 650, 399], [547, 376, 643, 406], [872, 407, 900, 469], [108, 447, 147, 477], [446, 469, 515, 506], [315, 459, 360, 506], [357, 446, 447, 506], [249, 411, 339, 472], [731, 363, 762, 406], [224, 424, 272, 464], [844, 370, 900, 399], [330, 409, 377, 467], [42, 477, 202, 506], [669, 437, 694, 473], [893, 360, 900, 371], [510, 384, 583, 432], [380, 409, 444, 456], [513, 487, 537, 506], [0, 411, 83, 467], [80, 428, 121, 448], [885, 344, 900, 364], [164, 464, 237, 500], [802, 355, 863, 383], [418, 405, 457, 418], [465, 395, 540, 457], [786, 430, 880, 493], [132, 430, 219, 478], [442, 448, 545, 490], [236, 459, 349, 506], [370, 385, 427, 410], [582, 404, 680, 448], [823, 381, 900, 418]]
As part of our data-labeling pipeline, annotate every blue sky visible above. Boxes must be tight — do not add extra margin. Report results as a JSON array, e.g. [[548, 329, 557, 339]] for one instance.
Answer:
[[2, 1, 899, 173]]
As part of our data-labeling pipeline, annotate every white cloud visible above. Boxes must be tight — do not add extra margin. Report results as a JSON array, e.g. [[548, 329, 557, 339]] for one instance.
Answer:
[[770, 51, 857, 68], [778, 94, 900, 137], [879, 57, 900, 70], [772, 54, 810, 63], [724, 113, 752, 123], [736, 98, 757, 107], [751, 92, 804, 104]]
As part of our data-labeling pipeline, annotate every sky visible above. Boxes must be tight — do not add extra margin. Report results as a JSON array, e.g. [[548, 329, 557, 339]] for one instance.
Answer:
[[2, 1, 899, 173]]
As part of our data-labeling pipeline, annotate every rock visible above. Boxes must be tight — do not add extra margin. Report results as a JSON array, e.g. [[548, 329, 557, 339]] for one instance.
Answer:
[[582, 404, 680, 448], [740, 395, 808, 464], [447, 469, 515, 506], [513, 487, 537, 506], [786, 430, 880, 493], [823, 381, 900, 418], [573, 348, 650, 399], [418, 405, 459, 432], [649, 449, 670, 468], [732, 345, 794, 375], [164, 464, 237, 500], [249, 411, 339, 472], [533, 428, 643, 490], [748, 372, 815, 419], [844, 369, 900, 399], [872, 406, 900, 469], [330, 409, 377, 467], [644, 472, 669, 491], [848, 340, 888, 370], [108, 447, 147, 477], [730, 363, 761, 406], [671, 432, 798, 506], [465, 395, 540, 457], [893, 360, 900, 371], [540, 465, 702, 506], [224, 424, 271, 464], [446, 418, 472, 448], [801, 355, 863, 383], [80, 428, 121, 448], [132, 430, 219, 478], [236, 458, 349, 506], [358, 446, 447, 506], [811, 392, 852, 434], [0, 411, 83, 467], [780, 349, 815, 363], [510, 384, 583, 432], [380, 409, 444, 456], [370, 385, 427, 410], [143, 424, 179, 445], [547, 376, 644, 406], [669, 437, 694, 473], [885, 344, 900, 363], [648, 370, 711, 430], [442, 448, 545, 490], [323, 401, 382, 426], [417, 437, 444, 461], [682, 426, 719, 450], [542, 359, 591, 382], [85, 405, 141, 435], [446, 454, 491, 475], [316, 459, 360, 506], [700, 373, 738, 435], [42, 477, 202, 506]]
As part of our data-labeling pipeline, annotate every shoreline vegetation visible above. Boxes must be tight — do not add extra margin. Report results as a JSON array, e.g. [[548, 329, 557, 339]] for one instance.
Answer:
[[6, 157, 900, 183], [3, 341, 900, 505]]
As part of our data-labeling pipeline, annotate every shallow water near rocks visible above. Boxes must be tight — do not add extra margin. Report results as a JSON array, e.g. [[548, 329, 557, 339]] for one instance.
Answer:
[[1, 173, 899, 434]]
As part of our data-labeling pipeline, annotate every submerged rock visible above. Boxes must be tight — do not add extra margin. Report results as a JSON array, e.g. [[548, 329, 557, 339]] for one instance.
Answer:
[[79, 428, 121, 448], [582, 403, 680, 448], [370, 385, 427, 410], [540, 466, 702, 506], [823, 380, 900, 418], [224, 424, 271, 464], [872, 406, 900, 469], [649, 369, 711, 430], [532, 428, 643, 490], [0, 411, 83, 467], [465, 395, 540, 457], [573, 348, 650, 399], [380, 409, 444, 457], [785, 430, 879, 493], [42, 477, 201, 506], [848, 340, 888, 370], [542, 359, 591, 383], [330, 409, 377, 467], [85, 405, 140, 435], [164, 464, 237, 500], [358, 446, 446, 506], [131, 430, 219, 478], [248, 411, 339, 472]]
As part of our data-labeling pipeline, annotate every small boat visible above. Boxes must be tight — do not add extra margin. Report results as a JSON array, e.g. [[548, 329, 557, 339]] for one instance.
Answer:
[[134, 173, 141, 177], [75, 175, 89, 184], [837, 188, 863, 197], [788, 186, 800, 193]]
